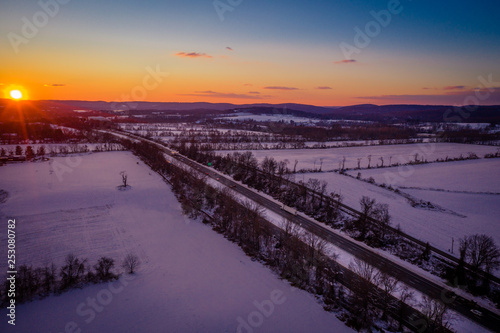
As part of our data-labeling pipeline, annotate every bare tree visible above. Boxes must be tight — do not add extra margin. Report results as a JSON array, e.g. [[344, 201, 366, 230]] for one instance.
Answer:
[[241, 200, 266, 251], [277, 218, 304, 280], [280, 218, 300, 242], [60, 254, 87, 289], [94, 257, 117, 282], [373, 203, 391, 242], [293, 159, 298, 173], [398, 285, 415, 331], [306, 178, 321, 209], [261, 156, 277, 175], [350, 258, 378, 284], [42, 263, 57, 295], [376, 269, 399, 320], [303, 232, 327, 267], [455, 237, 469, 285], [120, 171, 128, 187], [349, 258, 379, 328], [277, 159, 289, 176], [318, 180, 328, 208], [420, 296, 451, 332], [367, 155, 372, 168], [357, 196, 376, 240], [460, 234, 500, 274], [122, 253, 140, 274], [37, 145, 46, 158], [459, 236, 469, 261]]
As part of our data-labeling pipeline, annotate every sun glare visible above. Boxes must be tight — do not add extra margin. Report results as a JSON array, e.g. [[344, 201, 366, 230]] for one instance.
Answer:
[[10, 90, 23, 100]]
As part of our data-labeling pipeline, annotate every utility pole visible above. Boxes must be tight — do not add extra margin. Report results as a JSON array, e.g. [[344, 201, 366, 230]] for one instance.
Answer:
[[451, 237, 454, 254]]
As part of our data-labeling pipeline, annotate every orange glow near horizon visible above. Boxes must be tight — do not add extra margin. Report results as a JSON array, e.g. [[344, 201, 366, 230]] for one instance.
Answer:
[[1, 42, 495, 106], [1, 2, 499, 107], [0, 79, 370, 107]]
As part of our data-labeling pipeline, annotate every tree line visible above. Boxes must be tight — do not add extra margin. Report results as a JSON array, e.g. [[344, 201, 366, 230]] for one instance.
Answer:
[[1, 254, 139, 306], [1, 143, 125, 160]]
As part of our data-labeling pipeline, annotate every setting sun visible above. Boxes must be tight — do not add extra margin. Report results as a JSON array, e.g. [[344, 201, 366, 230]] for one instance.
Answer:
[[10, 89, 23, 100]]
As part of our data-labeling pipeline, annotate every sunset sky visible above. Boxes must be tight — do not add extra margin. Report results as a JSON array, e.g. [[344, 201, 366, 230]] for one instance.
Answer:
[[1, 0, 500, 106]]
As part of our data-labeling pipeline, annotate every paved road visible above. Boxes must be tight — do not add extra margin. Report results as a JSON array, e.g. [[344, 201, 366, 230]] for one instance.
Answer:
[[116, 131, 500, 331]]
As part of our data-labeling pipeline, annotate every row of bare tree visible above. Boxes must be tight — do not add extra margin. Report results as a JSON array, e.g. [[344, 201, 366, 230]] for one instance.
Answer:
[[1, 254, 139, 306], [1, 143, 124, 159]]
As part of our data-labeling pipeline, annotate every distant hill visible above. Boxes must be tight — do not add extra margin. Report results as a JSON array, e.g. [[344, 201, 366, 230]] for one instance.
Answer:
[[4, 99, 498, 123], [328, 104, 500, 123], [43, 100, 336, 114]]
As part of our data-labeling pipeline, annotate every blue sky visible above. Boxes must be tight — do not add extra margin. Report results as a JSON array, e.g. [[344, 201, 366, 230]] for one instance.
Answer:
[[1, 0, 499, 105]]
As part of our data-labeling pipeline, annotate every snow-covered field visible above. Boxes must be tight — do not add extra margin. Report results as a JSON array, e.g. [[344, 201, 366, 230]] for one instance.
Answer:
[[219, 143, 499, 170], [217, 112, 321, 124], [0, 152, 352, 332], [352, 158, 500, 193], [301, 163, 500, 260], [339, 158, 500, 258]]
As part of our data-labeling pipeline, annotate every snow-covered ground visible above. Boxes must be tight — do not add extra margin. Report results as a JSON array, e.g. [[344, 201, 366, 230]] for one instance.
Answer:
[[300, 167, 500, 261], [0, 152, 352, 333], [345, 158, 500, 252], [450, 123, 494, 130], [219, 143, 499, 170], [217, 112, 321, 124], [353, 158, 500, 193]]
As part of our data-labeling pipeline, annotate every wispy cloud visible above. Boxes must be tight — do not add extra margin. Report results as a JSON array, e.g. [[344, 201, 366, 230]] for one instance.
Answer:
[[443, 85, 466, 90], [315, 86, 332, 90], [226, 46, 233, 51], [334, 59, 357, 64], [248, 91, 260, 94], [44, 83, 66, 87], [263, 86, 299, 91], [175, 51, 212, 58], [243, 83, 253, 86], [179, 90, 269, 99]]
